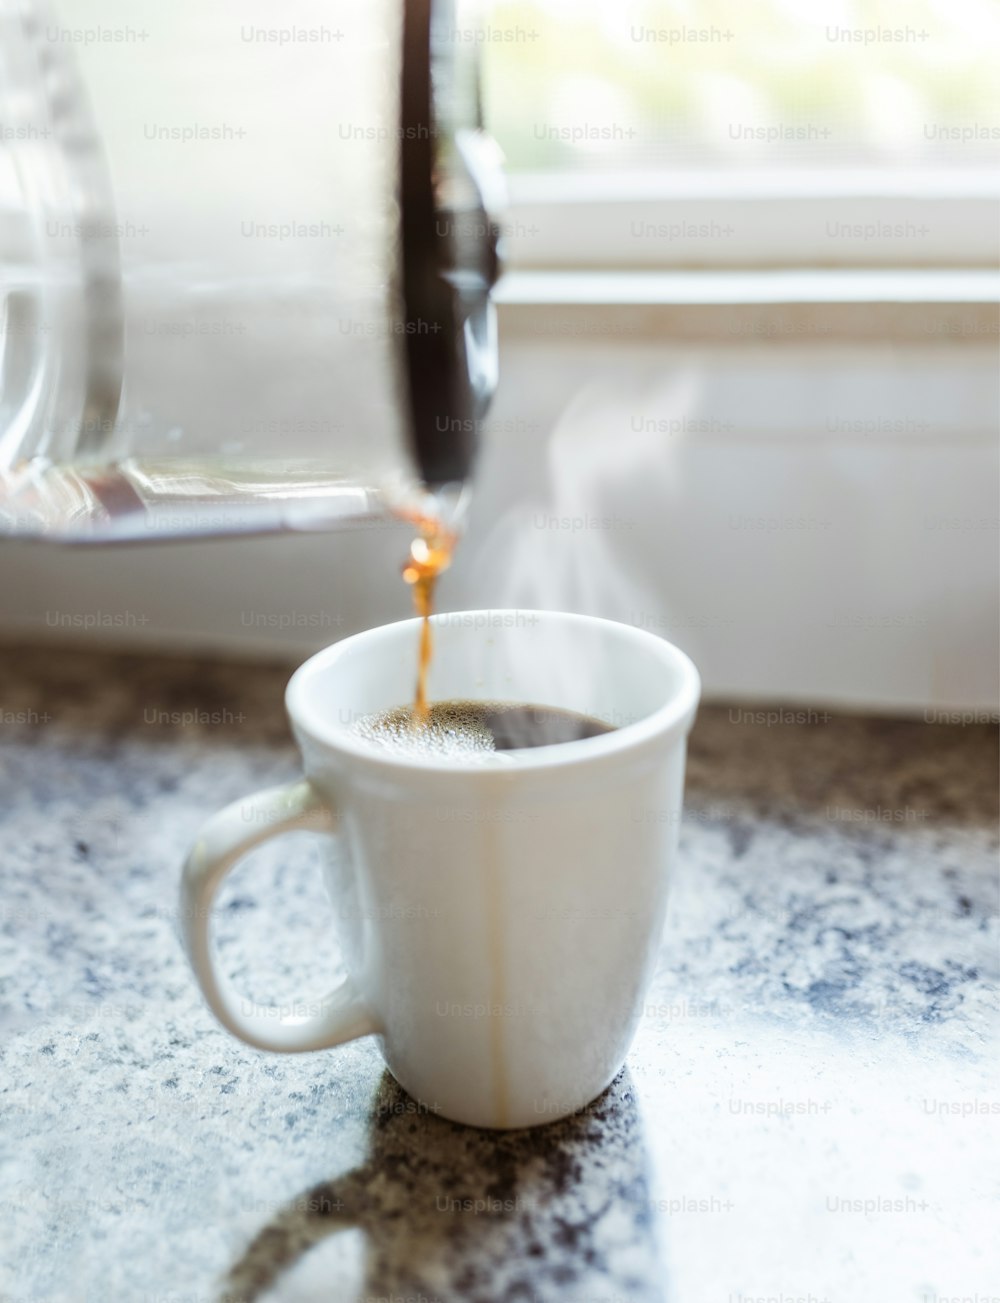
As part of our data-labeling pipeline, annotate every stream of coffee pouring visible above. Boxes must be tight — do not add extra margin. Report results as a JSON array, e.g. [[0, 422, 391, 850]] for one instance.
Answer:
[[400, 506, 460, 724]]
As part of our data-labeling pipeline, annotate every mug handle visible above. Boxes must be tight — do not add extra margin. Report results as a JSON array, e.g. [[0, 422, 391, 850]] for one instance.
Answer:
[[181, 779, 380, 1052]]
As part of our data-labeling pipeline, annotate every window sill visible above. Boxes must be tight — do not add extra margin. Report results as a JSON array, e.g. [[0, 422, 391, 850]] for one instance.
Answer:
[[504, 170, 1000, 270], [495, 269, 1000, 342]]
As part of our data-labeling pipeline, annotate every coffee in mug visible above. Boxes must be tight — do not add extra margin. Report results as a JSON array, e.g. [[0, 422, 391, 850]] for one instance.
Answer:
[[352, 699, 616, 760]]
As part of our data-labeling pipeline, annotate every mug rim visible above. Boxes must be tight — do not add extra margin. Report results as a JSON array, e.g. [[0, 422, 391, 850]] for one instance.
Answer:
[[286, 608, 701, 774]]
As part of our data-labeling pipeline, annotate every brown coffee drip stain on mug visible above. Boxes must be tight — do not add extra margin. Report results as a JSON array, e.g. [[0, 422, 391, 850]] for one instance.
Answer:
[[401, 514, 456, 724], [484, 816, 510, 1128]]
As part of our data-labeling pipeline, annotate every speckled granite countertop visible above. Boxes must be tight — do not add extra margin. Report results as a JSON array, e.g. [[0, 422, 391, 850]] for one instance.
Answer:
[[0, 644, 996, 1303]]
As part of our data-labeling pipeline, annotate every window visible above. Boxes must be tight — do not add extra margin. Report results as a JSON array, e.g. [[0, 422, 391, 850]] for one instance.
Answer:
[[479, 0, 1000, 270]]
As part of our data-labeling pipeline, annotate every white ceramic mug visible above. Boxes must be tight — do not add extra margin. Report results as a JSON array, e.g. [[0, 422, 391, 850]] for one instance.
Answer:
[[181, 610, 700, 1129]]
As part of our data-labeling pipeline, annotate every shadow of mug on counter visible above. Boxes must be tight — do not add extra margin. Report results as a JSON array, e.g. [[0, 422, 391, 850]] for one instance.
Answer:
[[220, 1067, 663, 1302], [180, 610, 700, 1130]]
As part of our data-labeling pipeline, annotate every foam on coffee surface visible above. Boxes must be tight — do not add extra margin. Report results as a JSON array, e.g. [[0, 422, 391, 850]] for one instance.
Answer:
[[352, 700, 616, 761], [352, 701, 502, 762]]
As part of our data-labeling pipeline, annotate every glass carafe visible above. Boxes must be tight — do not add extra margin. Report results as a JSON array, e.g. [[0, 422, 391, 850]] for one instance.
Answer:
[[0, 0, 503, 540]]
